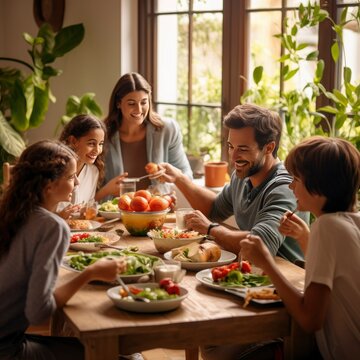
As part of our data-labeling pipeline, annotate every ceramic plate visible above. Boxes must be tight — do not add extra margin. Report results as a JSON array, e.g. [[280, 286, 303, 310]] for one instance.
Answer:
[[163, 250, 237, 271], [62, 252, 163, 283], [68, 220, 102, 232], [98, 210, 122, 220], [69, 231, 120, 251], [195, 268, 272, 290], [224, 288, 281, 305], [107, 283, 188, 313]]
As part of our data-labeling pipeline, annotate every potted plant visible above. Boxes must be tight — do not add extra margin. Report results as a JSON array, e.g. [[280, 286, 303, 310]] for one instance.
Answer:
[[241, 1, 360, 157], [0, 23, 85, 179]]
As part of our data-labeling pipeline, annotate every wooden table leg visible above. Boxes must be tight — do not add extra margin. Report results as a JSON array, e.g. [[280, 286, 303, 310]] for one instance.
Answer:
[[185, 347, 199, 360], [83, 336, 119, 360]]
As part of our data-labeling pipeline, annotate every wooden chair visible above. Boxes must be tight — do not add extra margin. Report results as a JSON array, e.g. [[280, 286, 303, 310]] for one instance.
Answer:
[[2, 162, 13, 189]]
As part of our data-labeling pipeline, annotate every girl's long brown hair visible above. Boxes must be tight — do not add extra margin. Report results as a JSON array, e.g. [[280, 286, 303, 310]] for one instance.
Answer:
[[59, 114, 106, 188], [0, 140, 76, 257]]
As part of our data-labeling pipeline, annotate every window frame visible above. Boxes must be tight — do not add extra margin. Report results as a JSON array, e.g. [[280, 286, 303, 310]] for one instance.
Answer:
[[138, 0, 346, 160]]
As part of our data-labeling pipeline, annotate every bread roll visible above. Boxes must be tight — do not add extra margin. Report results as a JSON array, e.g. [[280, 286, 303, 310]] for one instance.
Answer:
[[172, 242, 221, 262]]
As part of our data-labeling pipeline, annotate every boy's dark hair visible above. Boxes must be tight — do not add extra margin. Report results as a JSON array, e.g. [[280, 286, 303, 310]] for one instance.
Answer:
[[223, 104, 282, 158], [285, 136, 360, 212]]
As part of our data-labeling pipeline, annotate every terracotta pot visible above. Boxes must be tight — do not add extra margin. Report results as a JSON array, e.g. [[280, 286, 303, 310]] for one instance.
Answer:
[[204, 161, 228, 187]]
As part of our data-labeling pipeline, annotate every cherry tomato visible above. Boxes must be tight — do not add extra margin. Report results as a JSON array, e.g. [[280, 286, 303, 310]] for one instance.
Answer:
[[129, 286, 142, 295], [165, 283, 180, 295], [80, 233, 90, 239], [159, 278, 174, 289], [241, 260, 252, 273]]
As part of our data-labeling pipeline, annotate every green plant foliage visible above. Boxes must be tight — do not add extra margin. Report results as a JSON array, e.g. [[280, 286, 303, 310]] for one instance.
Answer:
[[241, 1, 360, 156]]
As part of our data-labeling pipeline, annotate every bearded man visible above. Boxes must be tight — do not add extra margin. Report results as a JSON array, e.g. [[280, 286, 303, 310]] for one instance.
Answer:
[[160, 103, 307, 263]]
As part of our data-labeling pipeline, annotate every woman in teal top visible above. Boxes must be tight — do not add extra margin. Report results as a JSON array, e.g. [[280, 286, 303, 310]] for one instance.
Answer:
[[104, 72, 192, 190]]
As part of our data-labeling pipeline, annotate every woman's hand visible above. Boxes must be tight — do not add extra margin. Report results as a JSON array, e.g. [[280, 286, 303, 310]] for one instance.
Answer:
[[86, 257, 127, 283], [95, 172, 128, 200], [279, 211, 310, 253]]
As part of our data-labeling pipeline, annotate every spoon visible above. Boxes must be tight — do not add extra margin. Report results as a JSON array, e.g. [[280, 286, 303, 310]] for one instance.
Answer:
[[122, 169, 166, 183], [116, 275, 150, 303]]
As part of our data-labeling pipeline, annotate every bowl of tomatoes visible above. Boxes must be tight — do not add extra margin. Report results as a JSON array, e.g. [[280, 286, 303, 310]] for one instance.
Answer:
[[118, 189, 172, 236]]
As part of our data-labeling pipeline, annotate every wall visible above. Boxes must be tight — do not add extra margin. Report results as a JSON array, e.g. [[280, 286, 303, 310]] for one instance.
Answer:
[[0, 0, 138, 143]]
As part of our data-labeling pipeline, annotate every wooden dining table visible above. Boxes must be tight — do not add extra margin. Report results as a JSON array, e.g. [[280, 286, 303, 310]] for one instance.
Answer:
[[52, 218, 311, 360]]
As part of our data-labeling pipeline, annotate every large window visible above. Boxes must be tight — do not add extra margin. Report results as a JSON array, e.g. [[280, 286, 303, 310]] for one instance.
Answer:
[[139, 0, 360, 161]]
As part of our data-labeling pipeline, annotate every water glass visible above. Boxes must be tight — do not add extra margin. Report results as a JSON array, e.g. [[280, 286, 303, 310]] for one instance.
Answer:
[[175, 208, 194, 230], [84, 200, 98, 220], [154, 260, 186, 283], [119, 179, 136, 196]]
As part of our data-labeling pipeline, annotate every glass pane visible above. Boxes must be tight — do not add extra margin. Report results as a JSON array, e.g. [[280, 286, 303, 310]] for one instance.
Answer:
[[247, 11, 282, 102], [193, 0, 223, 11], [156, 14, 189, 103], [337, 0, 357, 4], [247, 0, 282, 9], [156, 0, 188, 12], [340, 7, 360, 87], [192, 13, 223, 104], [286, 0, 313, 7], [283, 11, 318, 93]]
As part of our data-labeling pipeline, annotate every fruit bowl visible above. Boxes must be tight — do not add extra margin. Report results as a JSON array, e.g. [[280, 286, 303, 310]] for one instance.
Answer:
[[121, 209, 170, 236]]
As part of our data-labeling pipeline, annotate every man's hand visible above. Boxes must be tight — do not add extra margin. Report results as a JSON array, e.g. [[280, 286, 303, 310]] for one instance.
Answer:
[[157, 162, 184, 184], [183, 210, 212, 235]]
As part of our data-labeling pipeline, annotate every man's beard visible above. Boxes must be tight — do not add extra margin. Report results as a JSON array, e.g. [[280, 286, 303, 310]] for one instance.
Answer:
[[236, 153, 265, 179]]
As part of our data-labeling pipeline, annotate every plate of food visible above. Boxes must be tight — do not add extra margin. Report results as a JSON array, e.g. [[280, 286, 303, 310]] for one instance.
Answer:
[[107, 282, 188, 313], [98, 199, 121, 219], [163, 242, 237, 271], [195, 262, 272, 291], [69, 231, 120, 251], [62, 250, 163, 283], [225, 287, 281, 307], [67, 219, 102, 232]]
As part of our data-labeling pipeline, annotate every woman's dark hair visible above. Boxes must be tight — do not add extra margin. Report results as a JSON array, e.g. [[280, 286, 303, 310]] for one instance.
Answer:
[[285, 136, 360, 213], [59, 114, 106, 187], [223, 103, 282, 157], [104, 72, 163, 141], [0, 140, 76, 256]]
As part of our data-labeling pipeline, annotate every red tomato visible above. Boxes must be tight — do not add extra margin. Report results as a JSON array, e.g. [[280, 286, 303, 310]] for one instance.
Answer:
[[80, 233, 90, 239], [149, 196, 169, 211], [211, 268, 223, 281], [165, 283, 180, 295], [240, 260, 252, 273], [70, 234, 80, 243], [159, 278, 174, 289], [145, 162, 159, 174], [129, 286, 142, 295], [118, 194, 132, 211], [162, 195, 172, 205], [130, 196, 149, 212], [134, 189, 152, 202]]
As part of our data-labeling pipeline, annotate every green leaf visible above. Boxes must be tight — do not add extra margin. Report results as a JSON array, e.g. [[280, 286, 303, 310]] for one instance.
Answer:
[[284, 68, 299, 81], [29, 86, 49, 128], [331, 42, 339, 62], [315, 60, 324, 81], [297, 43, 309, 51], [318, 105, 338, 114], [0, 112, 26, 157], [333, 89, 348, 105], [253, 66, 263, 85], [9, 80, 29, 132], [306, 50, 318, 61], [343, 67, 352, 83], [53, 24, 85, 58]]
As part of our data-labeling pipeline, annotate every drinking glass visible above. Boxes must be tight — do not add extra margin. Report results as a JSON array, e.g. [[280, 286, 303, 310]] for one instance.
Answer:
[[175, 208, 194, 230], [119, 179, 136, 196]]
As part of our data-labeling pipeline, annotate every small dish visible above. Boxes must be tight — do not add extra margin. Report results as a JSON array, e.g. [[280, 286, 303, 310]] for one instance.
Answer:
[[98, 210, 121, 220], [163, 249, 236, 271], [69, 231, 120, 252], [68, 220, 102, 232], [107, 283, 188, 313]]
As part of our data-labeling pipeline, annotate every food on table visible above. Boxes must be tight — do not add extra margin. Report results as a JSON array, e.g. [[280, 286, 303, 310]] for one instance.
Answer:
[[70, 233, 107, 244], [171, 242, 221, 262], [145, 162, 159, 174], [243, 288, 280, 307], [99, 198, 119, 212], [118, 191, 171, 212], [119, 279, 180, 301], [67, 250, 161, 273], [211, 262, 271, 287], [67, 219, 92, 230], [149, 228, 202, 239]]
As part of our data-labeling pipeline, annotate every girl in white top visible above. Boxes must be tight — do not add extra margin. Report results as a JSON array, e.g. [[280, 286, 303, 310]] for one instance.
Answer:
[[240, 136, 360, 360], [58, 114, 127, 218]]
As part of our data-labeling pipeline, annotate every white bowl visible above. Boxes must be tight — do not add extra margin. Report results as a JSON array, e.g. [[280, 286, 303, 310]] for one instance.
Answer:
[[98, 210, 121, 220], [148, 230, 204, 254], [107, 283, 188, 313]]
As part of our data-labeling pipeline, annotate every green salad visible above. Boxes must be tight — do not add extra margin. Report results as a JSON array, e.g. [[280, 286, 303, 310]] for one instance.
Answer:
[[68, 250, 161, 274], [99, 198, 119, 212], [219, 271, 271, 288]]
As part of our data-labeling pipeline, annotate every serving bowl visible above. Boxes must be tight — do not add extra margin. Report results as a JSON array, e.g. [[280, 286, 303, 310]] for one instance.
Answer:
[[121, 209, 170, 236], [148, 229, 204, 254], [98, 210, 121, 220]]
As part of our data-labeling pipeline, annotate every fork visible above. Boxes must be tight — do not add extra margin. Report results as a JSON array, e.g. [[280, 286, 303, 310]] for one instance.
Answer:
[[116, 275, 150, 303], [123, 169, 166, 183]]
